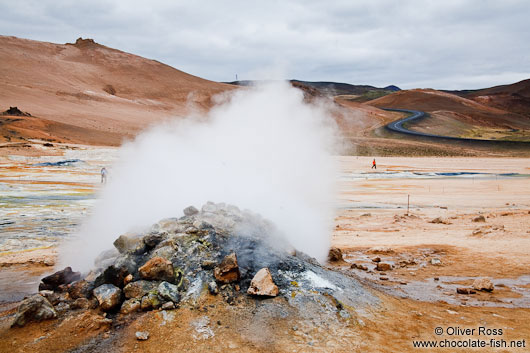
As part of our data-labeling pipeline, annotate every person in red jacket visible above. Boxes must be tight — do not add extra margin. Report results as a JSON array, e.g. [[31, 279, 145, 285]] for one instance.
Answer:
[[371, 158, 376, 169]]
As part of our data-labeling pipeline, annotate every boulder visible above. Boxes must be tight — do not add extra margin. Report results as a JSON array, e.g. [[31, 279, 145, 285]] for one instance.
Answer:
[[371, 257, 381, 263], [12, 295, 56, 327], [139, 257, 175, 282], [247, 268, 279, 297], [183, 206, 199, 216], [120, 299, 141, 314], [376, 263, 392, 271], [158, 281, 181, 303], [39, 267, 81, 291], [472, 278, 494, 292], [328, 247, 343, 262], [214, 253, 241, 284], [93, 284, 122, 311]]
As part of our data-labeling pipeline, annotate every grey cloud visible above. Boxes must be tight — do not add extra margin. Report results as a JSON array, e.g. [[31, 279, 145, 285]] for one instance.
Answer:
[[0, 0, 529, 89]]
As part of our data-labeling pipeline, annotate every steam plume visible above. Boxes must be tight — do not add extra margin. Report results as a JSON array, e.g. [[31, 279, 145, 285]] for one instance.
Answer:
[[59, 81, 342, 272]]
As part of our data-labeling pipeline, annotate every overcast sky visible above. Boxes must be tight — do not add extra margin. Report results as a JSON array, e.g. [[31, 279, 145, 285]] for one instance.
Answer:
[[1, 0, 529, 89]]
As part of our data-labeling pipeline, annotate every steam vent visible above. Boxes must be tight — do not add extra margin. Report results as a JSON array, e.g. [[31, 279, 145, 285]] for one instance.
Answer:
[[10, 202, 378, 350]]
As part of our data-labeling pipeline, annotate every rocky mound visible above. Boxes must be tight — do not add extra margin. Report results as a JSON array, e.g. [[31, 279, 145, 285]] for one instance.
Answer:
[[9, 202, 377, 350], [1, 106, 31, 117]]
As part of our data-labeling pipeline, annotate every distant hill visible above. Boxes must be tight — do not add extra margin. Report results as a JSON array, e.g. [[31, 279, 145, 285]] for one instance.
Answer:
[[446, 79, 530, 118], [0, 36, 235, 145], [226, 80, 400, 102], [368, 88, 530, 141]]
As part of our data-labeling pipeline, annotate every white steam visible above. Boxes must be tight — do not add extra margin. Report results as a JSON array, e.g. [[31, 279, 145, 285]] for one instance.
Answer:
[[60, 82, 341, 272]]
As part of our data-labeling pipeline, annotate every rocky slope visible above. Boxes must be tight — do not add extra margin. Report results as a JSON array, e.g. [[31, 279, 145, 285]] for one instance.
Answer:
[[2, 202, 377, 352], [0, 36, 235, 145]]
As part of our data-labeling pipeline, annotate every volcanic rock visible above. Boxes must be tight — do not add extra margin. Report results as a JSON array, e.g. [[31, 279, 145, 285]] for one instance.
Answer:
[[39, 290, 60, 305], [1, 106, 31, 117], [139, 257, 175, 282], [473, 215, 486, 223], [113, 233, 143, 253], [39, 267, 81, 291], [430, 217, 451, 224], [430, 258, 442, 266], [162, 302, 175, 310], [247, 268, 279, 297], [214, 253, 240, 284], [143, 233, 163, 248], [71, 298, 90, 310], [68, 280, 93, 299], [12, 295, 56, 327], [120, 299, 141, 314], [472, 278, 494, 292], [141, 292, 161, 310], [327, 247, 343, 262], [351, 263, 368, 271], [457, 287, 476, 294], [123, 280, 158, 299], [124, 274, 133, 285], [158, 281, 181, 303], [376, 263, 392, 271], [371, 257, 381, 263], [208, 281, 219, 295], [136, 331, 150, 341], [96, 263, 132, 288], [184, 206, 199, 216], [93, 284, 122, 311]]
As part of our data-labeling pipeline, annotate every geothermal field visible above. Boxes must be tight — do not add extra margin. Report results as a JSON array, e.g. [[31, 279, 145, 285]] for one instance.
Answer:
[[1, 3, 530, 351]]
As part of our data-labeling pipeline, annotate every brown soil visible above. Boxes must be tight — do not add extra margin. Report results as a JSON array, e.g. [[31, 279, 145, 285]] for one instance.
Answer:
[[0, 35, 235, 147]]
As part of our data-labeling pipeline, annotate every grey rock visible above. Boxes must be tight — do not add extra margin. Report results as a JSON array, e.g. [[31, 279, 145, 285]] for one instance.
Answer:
[[162, 301, 175, 310], [12, 295, 57, 327], [136, 331, 150, 340], [120, 299, 141, 314], [184, 206, 199, 216], [71, 298, 90, 310], [143, 233, 163, 248], [473, 215, 486, 223], [150, 245, 176, 260], [141, 292, 161, 310], [93, 284, 122, 311], [39, 267, 81, 291], [201, 202, 218, 213], [158, 281, 181, 303], [208, 281, 219, 295], [113, 233, 142, 253], [123, 280, 158, 299]]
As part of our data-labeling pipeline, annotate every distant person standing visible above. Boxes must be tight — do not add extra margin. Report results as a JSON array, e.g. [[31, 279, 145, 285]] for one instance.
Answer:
[[371, 158, 377, 169], [101, 167, 108, 184]]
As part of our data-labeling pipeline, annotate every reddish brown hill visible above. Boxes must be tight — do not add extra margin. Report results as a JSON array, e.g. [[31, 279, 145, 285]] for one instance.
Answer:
[[0, 36, 235, 146], [367, 89, 530, 131], [459, 79, 530, 118]]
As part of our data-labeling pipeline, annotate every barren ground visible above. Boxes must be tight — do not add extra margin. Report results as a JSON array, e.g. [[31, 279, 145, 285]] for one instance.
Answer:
[[0, 154, 529, 352]]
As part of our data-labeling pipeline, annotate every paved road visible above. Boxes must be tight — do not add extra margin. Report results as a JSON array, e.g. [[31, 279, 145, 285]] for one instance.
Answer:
[[383, 108, 530, 145]]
